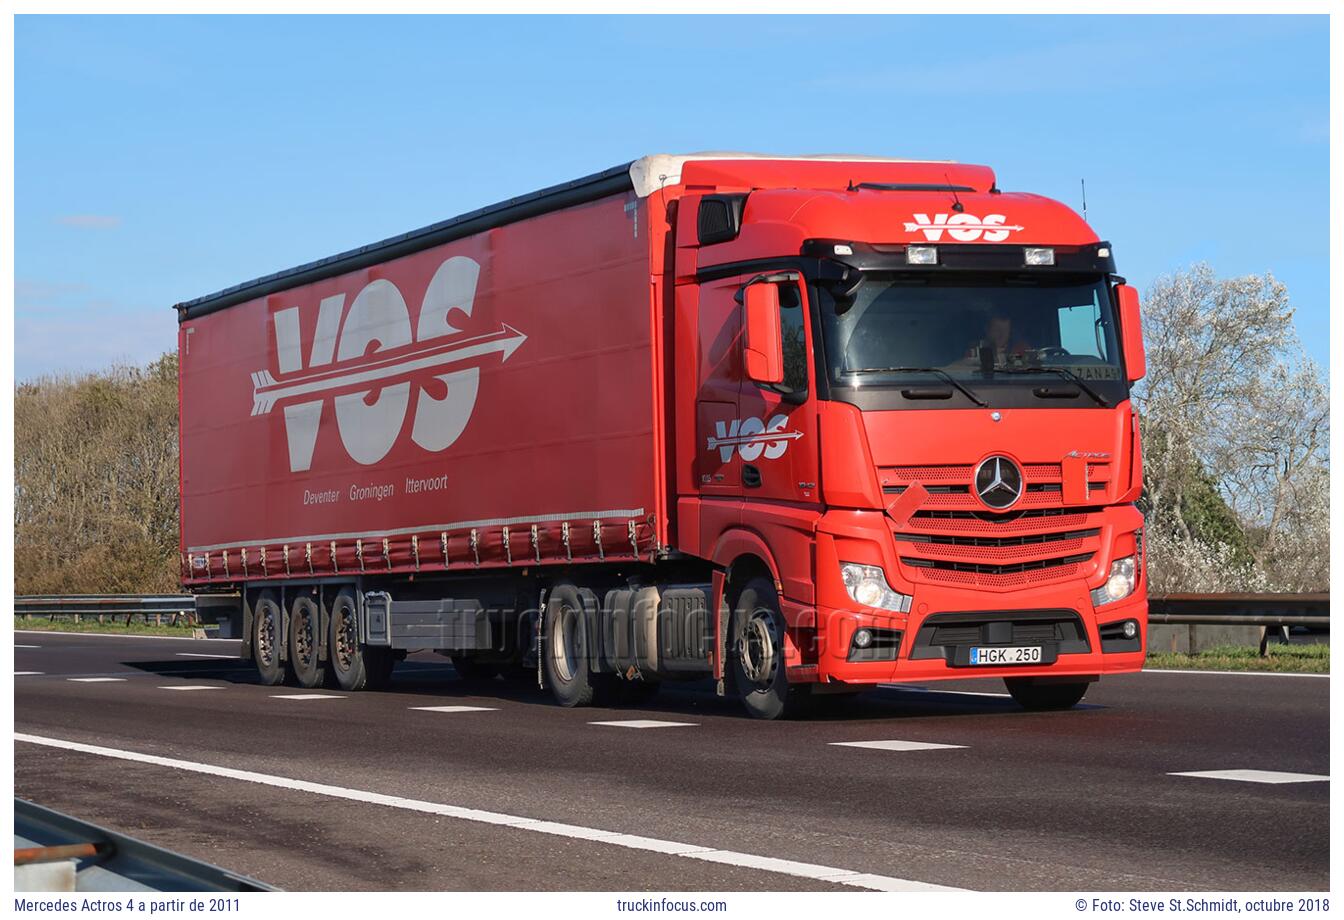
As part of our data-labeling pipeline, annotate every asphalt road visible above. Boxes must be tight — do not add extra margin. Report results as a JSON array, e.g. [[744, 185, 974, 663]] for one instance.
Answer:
[[14, 630, 1329, 892]]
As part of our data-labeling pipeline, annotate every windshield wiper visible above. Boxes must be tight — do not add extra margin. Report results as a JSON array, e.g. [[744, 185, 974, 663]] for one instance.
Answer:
[[845, 367, 988, 407], [990, 365, 1108, 406]]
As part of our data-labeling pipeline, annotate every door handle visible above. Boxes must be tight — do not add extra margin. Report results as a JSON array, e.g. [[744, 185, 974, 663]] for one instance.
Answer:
[[742, 465, 762, 488]]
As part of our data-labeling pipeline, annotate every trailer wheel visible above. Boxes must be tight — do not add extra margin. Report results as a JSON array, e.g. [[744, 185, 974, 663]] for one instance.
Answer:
[[728, 577, 807, 720], [327, 588, 374, 691], [1004, 678, 1090, 711], [288, 595, 324, 689], [543, 584, 595, 707], [252, 590, 286, 686]]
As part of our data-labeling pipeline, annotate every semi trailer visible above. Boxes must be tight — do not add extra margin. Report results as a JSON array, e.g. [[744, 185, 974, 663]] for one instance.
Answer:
[[178, 152, 1148, 719]]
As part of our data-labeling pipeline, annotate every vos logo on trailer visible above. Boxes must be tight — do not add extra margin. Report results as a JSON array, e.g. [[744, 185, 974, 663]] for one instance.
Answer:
[[708, 415, 803, 462], [249, 256, 527, 473], [904, 213, 1024, 242]]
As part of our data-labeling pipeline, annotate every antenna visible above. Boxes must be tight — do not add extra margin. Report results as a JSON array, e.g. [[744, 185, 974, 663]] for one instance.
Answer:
[[1081, 178, 1088, 221], [944, 172, 965, 212]]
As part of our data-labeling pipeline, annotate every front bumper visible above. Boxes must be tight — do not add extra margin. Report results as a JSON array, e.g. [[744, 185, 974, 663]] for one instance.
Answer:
[[801, 512, 1147, 685]]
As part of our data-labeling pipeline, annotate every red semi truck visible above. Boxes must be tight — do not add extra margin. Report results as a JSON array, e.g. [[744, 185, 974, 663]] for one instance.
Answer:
[[178, 153, 1147, 719]]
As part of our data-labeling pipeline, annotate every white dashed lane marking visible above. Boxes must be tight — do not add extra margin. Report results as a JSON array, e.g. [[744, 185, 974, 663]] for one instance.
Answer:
[[15, 732, 966, 892], [1170, 769, 1329, 785], [175, 653, 238, 659], [159, 685, 227, 692], [829, 740, 967, 752], [67, 677, 128, 683], [270, 694, 346, 701], [16, 645, 40, 649], [588, 720, 698, 729], [410, 705, 499, 713], [15, 672, 44, 676]]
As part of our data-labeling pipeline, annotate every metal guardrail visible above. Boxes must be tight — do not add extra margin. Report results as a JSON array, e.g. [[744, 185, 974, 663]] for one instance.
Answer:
[[1147, 593, 1329, 628], [15, 797, 275, 891], [15, 594, 197, 626]]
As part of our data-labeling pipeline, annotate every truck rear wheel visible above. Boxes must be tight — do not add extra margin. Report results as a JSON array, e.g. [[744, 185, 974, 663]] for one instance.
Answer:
[[1004, 678, 1090, 711], [288, 595, 324, 689], [543, 584, 595, 707], [327, 588, 394, 691], [252, 590, 286, 686], [728, 577, 807, 720]]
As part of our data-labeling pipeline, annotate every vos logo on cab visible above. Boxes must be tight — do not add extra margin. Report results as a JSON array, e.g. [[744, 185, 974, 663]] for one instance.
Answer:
[[904, 212, 1025, 242], [707, 415, 803, 463]]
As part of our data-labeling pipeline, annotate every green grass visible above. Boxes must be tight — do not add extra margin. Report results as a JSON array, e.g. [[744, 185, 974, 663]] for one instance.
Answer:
[[14, 615, 200, 637], [1147, 642, 1329, 673]]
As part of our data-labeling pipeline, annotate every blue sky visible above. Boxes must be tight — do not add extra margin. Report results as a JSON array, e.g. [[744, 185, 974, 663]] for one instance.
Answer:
[[14, 14, 1330, 381]]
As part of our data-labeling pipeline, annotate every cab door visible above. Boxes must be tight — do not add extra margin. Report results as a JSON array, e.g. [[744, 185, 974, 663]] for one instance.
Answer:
[[737, 275, 820, 507]]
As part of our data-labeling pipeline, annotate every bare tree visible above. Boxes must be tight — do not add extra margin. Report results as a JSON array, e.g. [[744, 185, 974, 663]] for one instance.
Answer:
[[1134, 263, 1328, 592]]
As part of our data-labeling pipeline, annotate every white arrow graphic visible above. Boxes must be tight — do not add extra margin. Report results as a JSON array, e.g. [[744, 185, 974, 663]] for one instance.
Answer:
[[706, 430, 805, 451], [250, 324, 527, 416], [902, 221, 1025, 233]]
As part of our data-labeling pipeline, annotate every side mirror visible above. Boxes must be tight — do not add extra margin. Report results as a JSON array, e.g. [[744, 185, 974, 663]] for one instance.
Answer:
[[1115, 283, 1146, 383], [743, 282, 784, 384]]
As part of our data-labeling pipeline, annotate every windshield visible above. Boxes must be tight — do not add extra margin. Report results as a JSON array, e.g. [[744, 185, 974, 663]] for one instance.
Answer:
[[814, 273, 1128, 409]]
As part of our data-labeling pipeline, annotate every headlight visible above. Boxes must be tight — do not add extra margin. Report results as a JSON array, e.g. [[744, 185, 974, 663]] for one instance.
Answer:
[[839, 562, 912, 613], [1090, 555, 1137, 607]]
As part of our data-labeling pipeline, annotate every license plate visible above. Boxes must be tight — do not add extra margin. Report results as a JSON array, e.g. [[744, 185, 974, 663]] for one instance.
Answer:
[[969, 645, 1042, 666]]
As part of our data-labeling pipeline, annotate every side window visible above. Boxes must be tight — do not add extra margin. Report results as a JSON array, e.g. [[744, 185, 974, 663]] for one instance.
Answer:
[[778, 284, 809, 398]]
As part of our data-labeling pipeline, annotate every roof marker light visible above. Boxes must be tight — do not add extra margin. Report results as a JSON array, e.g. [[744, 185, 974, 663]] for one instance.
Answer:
[[907, 246, 938, 265], [833, 243, 854, 256], [1025, 247, 1055, 266]]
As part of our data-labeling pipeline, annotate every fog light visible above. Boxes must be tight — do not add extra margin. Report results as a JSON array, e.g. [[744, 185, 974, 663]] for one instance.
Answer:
[[1122, 620, 1138, 640], [853, 628, 873, 649], [833, 243, 854, 256], [906, 245, 938, 265], [1025, 247, 1055, 266]]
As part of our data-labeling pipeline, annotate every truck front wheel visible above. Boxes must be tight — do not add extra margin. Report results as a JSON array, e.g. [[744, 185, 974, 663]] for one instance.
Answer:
[[252, 590, 286, 686], [1004, 678, 1090, 711], [728, 577, 807, 720], [543, 584, 595, 707]]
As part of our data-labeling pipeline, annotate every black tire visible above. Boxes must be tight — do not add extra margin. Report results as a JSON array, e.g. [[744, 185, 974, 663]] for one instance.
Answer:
[[288, 595, 324, 689], [327, 588, 373, 691], [1004, 678, 1090, 711], [450, 654, 500, 683], [728, 577, 808, 720], [252, 590, 286, 686], [543, 584, 595, 707]]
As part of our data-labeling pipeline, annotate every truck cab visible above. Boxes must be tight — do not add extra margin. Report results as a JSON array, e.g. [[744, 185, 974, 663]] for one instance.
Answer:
[[665, 156, 1147, 717]]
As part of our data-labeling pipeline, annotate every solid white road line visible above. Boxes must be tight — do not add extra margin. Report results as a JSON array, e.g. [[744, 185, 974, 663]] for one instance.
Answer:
[[15, 732, 965, 892], [1170, 769, 1329, 785], [67, 677, 127, 683], [15, 672, 44, 676], [270, 694, 345, 701], [588, 720, 699, 729], [174, 653, 238, 659], [829, 740, 967, 752], [15, 630, 237, 642], [1143, 669, 1329, 679], [158, 686, 226, 692], [410, 705, 499, 713]]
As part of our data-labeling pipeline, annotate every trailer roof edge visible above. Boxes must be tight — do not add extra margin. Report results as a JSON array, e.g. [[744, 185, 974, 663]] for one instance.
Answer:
[[173, 161, 636, 322]]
